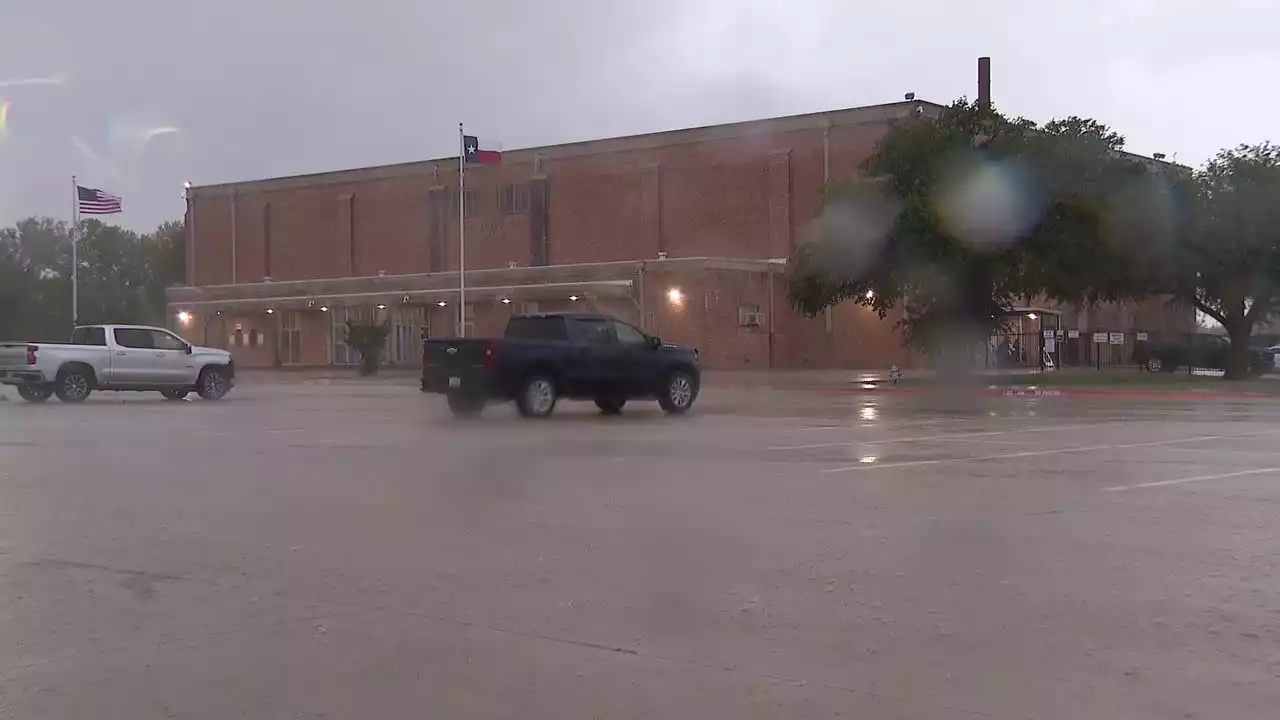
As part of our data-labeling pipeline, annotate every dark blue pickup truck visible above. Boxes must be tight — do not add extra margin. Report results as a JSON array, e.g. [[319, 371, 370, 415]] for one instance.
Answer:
[[422, 312, 701, 418]]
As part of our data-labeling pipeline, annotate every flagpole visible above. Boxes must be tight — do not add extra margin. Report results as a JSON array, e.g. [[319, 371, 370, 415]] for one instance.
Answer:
[[70, 175, 79, 327], [458, 122, 466, 337]]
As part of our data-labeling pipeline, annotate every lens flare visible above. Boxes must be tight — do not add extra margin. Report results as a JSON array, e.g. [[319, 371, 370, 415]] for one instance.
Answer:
[[936, 157, 1040, 250], [0, 74, 65, 89]]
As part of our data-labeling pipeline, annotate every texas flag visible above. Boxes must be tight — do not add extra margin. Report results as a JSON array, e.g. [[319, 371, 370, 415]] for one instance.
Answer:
[[463, 135, 502, 165]]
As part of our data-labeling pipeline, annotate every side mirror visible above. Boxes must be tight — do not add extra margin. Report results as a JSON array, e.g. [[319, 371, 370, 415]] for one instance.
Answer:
[[184, 344, 193, 355], [648, 336, 662, 349]]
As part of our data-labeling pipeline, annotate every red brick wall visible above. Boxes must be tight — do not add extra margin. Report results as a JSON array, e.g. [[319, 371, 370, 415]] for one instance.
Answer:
[[188, 119, 892, 287]]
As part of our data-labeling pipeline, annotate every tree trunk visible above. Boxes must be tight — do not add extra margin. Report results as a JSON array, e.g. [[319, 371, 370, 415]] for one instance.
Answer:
[[359, 353, 380, 376], [1224, 325, 1253, 380]]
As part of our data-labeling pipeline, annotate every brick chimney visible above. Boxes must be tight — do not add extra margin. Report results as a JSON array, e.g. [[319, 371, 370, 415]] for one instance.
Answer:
[[977, 57, 991, 110]]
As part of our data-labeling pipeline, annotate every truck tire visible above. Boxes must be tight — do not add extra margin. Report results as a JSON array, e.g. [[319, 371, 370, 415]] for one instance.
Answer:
[[54, 366, 94, 403], [516, 373, 558, 418], [161, 389, 190, 401], [594, 397, 626, 415], [658, 370, 697, 415], [197, 367, 230, 400], [17, 385, 53, 403], [446, 394, 485, 418]]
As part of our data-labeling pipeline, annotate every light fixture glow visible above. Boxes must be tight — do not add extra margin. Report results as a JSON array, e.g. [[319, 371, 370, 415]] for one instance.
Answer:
[[319, 306, 329, 312], [667, 288, 684, 305], [265, 309, 274, 315], [437, 301, 447, 307], [569, 295, 580, 301], [1027, 312, 1038, 320], [176, 311, 192, 326], [376, 304, 387, 310], [501, 298, 512, 304], [865, 290, 875, 299]]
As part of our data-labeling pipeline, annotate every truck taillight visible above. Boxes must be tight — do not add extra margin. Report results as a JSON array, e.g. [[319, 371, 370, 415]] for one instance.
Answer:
[[483, 342, 497, 370], [26, 345, 37, 365]]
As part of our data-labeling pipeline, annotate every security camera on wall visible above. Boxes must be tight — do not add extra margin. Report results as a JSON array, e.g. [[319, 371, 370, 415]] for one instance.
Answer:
[[914, 104, 924, 115]]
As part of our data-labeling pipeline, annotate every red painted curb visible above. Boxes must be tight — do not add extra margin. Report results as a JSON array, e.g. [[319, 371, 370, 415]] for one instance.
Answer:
[[812, 385, 1279, 399]]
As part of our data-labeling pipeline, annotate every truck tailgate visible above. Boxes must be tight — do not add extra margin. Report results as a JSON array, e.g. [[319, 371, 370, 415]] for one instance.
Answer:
[[423, 339, 494, 394], [0, 342, 32, 367]]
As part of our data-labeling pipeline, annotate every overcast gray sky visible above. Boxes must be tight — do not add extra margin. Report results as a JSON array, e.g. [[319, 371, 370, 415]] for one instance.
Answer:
[[1, 0, 1276, 232]]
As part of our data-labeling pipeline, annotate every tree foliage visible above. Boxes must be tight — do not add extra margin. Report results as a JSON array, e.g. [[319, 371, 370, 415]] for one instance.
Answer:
[[344, 320, 391, 376], [1165, 143, 1280, 378], [0, 217, 185, 342], [788, 99, 1170, 360]]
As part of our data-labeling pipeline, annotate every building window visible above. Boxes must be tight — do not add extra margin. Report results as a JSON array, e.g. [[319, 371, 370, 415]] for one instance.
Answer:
[[499, 183, 530, 215], [738, 304, 764, 328], [445, 189, 480, 219]]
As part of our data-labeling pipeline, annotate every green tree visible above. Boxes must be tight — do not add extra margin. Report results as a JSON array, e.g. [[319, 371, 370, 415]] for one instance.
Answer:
[[0, 216, 187, 341], [1167, 143, 1280, 379], [344, 320, 391, 376], [787, 99, 1166, 368]]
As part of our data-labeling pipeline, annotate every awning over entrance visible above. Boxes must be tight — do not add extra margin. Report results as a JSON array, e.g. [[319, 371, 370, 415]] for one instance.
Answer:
[[171, 279, 635, 313]]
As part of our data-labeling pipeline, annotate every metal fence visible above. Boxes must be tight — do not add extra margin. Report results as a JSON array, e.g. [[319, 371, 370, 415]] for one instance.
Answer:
[[983, 330, 1258, 373]]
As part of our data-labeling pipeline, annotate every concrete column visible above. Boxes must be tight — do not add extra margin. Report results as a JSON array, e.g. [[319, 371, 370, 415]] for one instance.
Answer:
[[639, 161, 662, 257], [766, 151, 792, 257]]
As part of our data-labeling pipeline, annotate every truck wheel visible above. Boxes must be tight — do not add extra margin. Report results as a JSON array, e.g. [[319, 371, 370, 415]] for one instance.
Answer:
[[658, 370, 698, 415], [54, 367, 93, 403], [17, 385, 53, 403], [446, 394, 485, 418], [161, 389, 190, 401], [197, 368, 230, 400], [516, 374, 558, 418], [1146, 357, 1162, 372], [594, 397, 626, 415]]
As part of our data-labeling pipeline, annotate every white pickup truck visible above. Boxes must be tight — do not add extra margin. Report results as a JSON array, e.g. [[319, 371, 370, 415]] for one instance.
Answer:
[[0, 324, 235, 403]]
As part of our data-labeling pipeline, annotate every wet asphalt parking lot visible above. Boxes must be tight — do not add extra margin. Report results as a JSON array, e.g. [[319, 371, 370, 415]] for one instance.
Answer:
[[1, 378, 1278, 719]]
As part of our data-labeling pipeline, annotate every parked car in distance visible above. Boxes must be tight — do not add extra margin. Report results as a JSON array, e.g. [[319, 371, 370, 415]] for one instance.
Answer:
[[1140, 333, 1273, 376], [422, 312, 701, 418], [0, 325, 235, 403]]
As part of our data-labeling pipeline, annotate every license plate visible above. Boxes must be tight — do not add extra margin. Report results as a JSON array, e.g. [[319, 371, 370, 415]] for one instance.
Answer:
[[448, 376, 461, 388]]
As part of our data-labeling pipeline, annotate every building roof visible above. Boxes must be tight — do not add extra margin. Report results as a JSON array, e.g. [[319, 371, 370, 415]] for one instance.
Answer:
[[189, 99, 943, 197]]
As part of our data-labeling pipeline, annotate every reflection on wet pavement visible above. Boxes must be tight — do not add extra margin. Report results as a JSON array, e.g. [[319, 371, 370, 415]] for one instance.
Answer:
[[1, 382, 1278, 718]]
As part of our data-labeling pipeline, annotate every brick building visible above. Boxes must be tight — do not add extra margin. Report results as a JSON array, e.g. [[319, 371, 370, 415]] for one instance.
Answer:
[[165, 96, 1190, 370]]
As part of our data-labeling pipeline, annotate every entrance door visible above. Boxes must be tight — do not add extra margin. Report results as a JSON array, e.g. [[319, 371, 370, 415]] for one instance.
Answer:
[[391, 306, 425, 365], [281, 312, 302, 365]]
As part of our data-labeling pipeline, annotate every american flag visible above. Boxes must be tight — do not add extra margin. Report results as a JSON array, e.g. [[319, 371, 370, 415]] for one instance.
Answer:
[[77, 185, 122, 215]]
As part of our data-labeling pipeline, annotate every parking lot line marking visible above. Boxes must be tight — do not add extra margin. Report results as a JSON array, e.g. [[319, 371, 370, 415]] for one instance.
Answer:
[[821, 430, 1280, 474], [1158, 446, 1280, 458], [770, 423, 1099, 451], [1102, 466, 1280, 492]]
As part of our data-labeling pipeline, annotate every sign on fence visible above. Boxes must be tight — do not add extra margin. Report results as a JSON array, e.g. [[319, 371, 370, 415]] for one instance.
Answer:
[[1044, 330, 1055, 338], [1092, 332, 1108, 343], [1136, 332, 1149, 341], [1068, 330, 1080, 339], [1109, 332, 1125, 345]]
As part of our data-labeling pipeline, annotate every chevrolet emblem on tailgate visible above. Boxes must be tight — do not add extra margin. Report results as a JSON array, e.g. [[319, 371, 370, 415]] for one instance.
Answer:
[[446, 347, 458, 354]]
